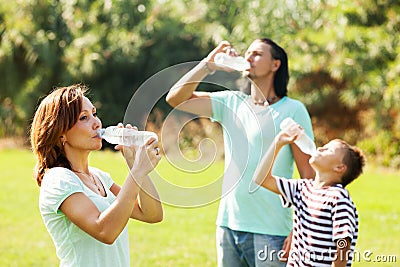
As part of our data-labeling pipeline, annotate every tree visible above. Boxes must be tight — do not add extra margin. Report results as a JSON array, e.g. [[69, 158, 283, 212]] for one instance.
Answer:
[[0, 0, 399, 166]]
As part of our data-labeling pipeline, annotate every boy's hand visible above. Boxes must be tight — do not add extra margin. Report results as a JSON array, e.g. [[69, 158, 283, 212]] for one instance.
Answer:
[[277, 124, 301, 146]]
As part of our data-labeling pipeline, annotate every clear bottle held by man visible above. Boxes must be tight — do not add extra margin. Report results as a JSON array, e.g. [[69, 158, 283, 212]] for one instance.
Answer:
[[214, 53, 250, 72]]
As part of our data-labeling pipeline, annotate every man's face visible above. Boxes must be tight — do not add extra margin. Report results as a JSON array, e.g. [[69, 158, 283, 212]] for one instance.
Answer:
[[243, 40, 279, 79]]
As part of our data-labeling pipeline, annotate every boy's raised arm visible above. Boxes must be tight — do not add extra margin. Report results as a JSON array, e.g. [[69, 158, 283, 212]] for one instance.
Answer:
[[253, 137, 283, 194], [253, 130, 298, 194]]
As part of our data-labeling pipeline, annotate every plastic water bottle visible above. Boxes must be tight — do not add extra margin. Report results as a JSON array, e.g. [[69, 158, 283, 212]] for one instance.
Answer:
[[279, 118, 316, 156], [214, 53, 250, 71], [98, 126, 158, 146]]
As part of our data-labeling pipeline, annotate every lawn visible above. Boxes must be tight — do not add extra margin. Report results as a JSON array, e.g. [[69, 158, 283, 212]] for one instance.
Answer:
[[0, 149, 398, 266]]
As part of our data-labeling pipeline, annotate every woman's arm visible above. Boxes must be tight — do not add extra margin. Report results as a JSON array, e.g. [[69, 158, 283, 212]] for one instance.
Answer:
[[110, 175, 163, 223], [112, 124, 162, 223], [60, 138, 161, 245]]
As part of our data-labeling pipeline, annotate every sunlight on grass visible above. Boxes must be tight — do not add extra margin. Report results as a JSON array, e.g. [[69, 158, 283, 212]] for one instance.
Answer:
[[0, 149, 398, 266]]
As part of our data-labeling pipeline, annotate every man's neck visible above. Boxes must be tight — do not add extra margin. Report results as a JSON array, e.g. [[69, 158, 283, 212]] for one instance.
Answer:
[[250, 85, 278, 105]]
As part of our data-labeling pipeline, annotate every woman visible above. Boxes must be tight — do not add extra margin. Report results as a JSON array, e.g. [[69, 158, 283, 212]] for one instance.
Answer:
[[30, 84, 163, 267]]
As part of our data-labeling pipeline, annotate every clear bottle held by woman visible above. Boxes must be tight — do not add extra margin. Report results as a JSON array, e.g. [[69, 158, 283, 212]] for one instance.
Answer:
[[98, 126, 158, 146]]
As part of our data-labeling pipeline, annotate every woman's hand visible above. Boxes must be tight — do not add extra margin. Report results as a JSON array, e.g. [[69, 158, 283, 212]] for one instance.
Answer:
[[130, 136, 161, 181], [114, 123, 138, 169]]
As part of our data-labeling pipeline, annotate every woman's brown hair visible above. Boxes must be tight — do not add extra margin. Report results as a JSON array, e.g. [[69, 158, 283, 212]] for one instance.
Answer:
[[30, 84, 87, 186]]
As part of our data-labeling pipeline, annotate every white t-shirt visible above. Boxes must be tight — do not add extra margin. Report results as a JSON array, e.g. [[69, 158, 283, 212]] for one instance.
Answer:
[[39, 167, 130, 267]]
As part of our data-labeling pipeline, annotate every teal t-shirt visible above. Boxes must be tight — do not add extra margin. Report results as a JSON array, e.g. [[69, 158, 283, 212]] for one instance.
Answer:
[[210, 91, 314, 236], [39, 167, 130, 267]]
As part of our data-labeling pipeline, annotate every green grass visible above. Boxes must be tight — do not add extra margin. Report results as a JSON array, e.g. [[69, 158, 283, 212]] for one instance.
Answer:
[[0, 149, 399, 266]]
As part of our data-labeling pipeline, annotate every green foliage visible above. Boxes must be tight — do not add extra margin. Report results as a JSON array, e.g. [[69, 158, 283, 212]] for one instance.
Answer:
[[358, 130, 400, 168], [1, 0, 399, 164]]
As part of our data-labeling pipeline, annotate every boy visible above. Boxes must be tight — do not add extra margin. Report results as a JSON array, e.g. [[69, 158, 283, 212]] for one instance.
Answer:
[[253, 123, 365, 267]]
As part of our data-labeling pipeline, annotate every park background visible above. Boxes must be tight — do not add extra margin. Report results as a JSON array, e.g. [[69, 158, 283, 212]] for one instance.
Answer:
[[0, 0, 399, 266]]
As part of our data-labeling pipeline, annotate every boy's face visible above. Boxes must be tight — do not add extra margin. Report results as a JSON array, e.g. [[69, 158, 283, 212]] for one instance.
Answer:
[[310, 140, 347, 174]]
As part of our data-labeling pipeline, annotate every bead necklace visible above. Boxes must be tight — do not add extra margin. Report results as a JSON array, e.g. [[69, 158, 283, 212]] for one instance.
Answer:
[[253, 96, 278, 106], [72, 169, 102, 193]]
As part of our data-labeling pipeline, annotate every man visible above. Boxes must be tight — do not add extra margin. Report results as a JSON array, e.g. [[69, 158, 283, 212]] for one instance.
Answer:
[[166, 39, 315, 267]]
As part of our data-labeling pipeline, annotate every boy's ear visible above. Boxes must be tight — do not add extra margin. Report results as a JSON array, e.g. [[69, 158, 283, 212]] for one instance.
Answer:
[[334, 163, 347, 174]]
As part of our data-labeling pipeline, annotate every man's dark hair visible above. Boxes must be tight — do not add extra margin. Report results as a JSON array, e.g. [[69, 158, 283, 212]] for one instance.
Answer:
[[258, 38, 289, 97]]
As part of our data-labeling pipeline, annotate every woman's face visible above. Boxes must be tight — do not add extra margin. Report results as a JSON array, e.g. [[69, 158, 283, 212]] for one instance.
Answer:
[[63, 96, 102, 152]]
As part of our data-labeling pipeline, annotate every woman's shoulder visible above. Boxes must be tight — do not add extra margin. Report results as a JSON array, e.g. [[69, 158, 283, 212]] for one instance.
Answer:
[[43, 167, 74, 180], [40, 167, 85, 213], [40, 167, 83, 200], [41, 167, 79, 187]]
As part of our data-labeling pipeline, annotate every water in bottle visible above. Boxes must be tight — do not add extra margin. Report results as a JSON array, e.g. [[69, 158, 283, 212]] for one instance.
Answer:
[[214, 53, 250, 72], [279, 118, 316, 156], [98, 126, 158, 146]]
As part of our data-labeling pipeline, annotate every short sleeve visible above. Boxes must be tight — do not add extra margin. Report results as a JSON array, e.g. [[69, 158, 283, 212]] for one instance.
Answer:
[[332, 195, 358, 242], [39, 167, 84, 213], [209, 90, 230, 122], [275, 177, 299, 208]]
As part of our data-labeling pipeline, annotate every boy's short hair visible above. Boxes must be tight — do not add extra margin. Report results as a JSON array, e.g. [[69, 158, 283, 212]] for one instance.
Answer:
[[334, 139, 366, 187]]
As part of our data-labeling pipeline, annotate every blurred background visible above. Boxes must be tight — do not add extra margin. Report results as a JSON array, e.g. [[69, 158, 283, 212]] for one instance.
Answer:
[[1, 0, 399, 168]]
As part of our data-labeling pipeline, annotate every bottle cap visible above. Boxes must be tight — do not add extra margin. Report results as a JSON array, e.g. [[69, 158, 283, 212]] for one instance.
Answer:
[[97, 129, 105, 138]]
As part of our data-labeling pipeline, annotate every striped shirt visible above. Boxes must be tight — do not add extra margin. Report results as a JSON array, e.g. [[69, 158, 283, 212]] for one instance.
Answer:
[[276, 177, 358, 267]]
